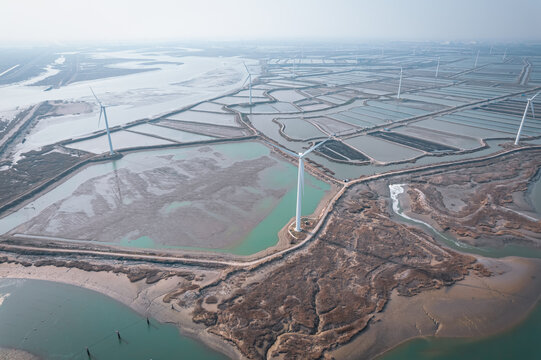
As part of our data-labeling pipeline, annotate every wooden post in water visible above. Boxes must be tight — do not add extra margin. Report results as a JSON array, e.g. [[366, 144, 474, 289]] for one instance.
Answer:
[[116, 330, 121, 341], [86, 347, 90, 358]]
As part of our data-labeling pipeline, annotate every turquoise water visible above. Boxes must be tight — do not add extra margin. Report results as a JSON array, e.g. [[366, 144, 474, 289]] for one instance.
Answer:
[[0, 142, 330, 256], [378, 301, 541, 360], [0, 278, 227, 360], [229, 173, 328, 255], [115, 147, 330, 255]]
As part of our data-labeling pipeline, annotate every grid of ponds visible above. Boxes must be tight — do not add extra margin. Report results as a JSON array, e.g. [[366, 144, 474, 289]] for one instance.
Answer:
[[325, 100, 435, 130], [126, 123, 215, 142], [433, 108, 541, 136], [344, 135, 424, 163]]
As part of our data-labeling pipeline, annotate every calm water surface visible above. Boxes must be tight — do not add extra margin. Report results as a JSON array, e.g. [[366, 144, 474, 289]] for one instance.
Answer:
[[0, 279, 227, 360]]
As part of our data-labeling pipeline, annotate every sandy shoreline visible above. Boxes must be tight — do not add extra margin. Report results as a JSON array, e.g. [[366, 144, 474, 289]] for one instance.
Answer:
[[330, 255, 541, 360], [2, 254, 541, 360], [0, 347, 39, 360], [0, 262, 244, 360]]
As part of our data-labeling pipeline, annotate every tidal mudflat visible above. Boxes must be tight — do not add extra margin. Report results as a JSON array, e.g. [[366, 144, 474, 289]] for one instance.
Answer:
[[1, 142, 329, 255]]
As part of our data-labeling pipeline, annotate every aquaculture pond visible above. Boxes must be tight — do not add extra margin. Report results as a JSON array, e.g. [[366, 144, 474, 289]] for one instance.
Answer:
[[0, 142, 330, 256]]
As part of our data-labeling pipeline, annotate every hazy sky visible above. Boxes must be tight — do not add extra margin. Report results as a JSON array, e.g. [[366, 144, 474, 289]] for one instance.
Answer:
[[1, 0, 540, 43]]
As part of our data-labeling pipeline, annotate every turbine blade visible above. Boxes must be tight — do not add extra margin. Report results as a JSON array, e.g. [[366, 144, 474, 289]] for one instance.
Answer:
[[98, 107, 103, 127], [89, 86, 102, 106], [301, 138, 329, 157], [241, 75, 250, 87], [243, 62, 250, 75], [530, 101, 535, 120], [530, 91, 540, 101], [263, 140, 299, 158]]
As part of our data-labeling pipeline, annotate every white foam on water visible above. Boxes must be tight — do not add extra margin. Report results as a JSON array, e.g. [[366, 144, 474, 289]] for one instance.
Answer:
[[389, 184, 472, 249], [0, 293, 10, 307]]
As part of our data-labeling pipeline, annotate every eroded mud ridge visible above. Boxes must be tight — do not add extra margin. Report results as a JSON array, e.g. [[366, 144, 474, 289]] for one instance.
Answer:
[[169, 184, 483, 359], [403, 149, 541, 248]]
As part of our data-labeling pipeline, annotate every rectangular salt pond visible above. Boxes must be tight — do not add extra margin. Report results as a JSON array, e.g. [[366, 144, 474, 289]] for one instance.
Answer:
[[270, 89, 307, 103], [366, 100, 434, 116], [394, 126, 482, 150], [309, 117, 358, 134], [166, 110, 239, 127], [329, 112, 381, 128], [271, 102, 299, 113], [413, 119, 512, 139], [298, 103, 331, 112], [126, 123, 214, 142], [277, 118, 326, 140], [345, 135, 424, 163], [66, 130, 174, 154], [349, 105, 414, 121], [439, 114, 524, 135], [401, 94, 464, 107]]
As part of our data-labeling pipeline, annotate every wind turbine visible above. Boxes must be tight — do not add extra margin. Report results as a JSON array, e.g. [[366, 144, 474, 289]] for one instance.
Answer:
[[435, 57, 440, 78], [397, 66, 403, 100], [90, 87, 114, 155], [515, 92, 539, 145], [266, 139, 329, 232], [474, 50, 480, 68], [243, 62, 252, 106], [503, 48, 507, 61]]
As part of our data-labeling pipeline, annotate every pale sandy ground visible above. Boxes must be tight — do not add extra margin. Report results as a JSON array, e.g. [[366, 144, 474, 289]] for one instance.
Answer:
[[330, 256, 541, 360], [0, 348, 39, 360]]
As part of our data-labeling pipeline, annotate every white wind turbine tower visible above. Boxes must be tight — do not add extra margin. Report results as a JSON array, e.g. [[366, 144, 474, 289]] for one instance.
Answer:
[[397, 66, 403, 100], [243, 63, 252, 106], [90, 87, 114, 155], [435, 57, 440, 78], [503, 48, 507, 61], [266, 139, 329, 232], [474, 50, 480, 68], [515, 92, 540, 145]]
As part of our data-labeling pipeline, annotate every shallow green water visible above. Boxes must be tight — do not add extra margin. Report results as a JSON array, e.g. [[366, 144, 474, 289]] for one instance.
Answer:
[[116, 145, 330, 255], [229, 173, 328, 255], [0, 142, 330, 256], [0, 278, 227, 360], [378, 301, 541, 360]]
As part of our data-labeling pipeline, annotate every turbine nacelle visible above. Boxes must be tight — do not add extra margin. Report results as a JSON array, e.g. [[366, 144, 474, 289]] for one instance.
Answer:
[[514, 91, 539, 145], [264, 138, 330, 232]]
